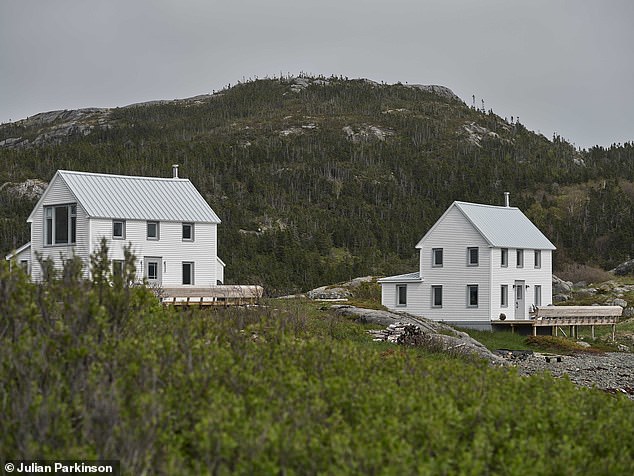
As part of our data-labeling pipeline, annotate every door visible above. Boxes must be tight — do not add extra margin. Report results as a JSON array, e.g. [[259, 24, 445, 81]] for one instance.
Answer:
[[514, 280, 525, 319], [145, 257, 162, 286]]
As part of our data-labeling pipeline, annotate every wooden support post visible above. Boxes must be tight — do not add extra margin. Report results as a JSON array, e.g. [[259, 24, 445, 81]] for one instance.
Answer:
[[591, 325, 595, 340], [612, 324, 616, 342], [533, 325, 537, 336]]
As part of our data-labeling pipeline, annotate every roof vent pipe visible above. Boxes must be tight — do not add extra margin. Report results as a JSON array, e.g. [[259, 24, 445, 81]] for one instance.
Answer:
[[504, 191, 510, 207], [172, 164, 179, 178]]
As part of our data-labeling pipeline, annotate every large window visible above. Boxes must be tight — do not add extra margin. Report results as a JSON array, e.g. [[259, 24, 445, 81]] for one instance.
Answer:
[[432, 285, 443, 308], [44, 204, 76, 245], [516, 249, 524, 268], [147, 221, 160, 240], [182, 262, 194, 285], [432, 248, 443, 267], [501, 285, 508, 307], [534, 250, 541, 269], [467, 284, 479, 308], [501, 248, 508, 267], [113, 220, 126, 239], [396, 285, 407, 307], [467, 247, 479, 266], [182, 223, 194, 241]]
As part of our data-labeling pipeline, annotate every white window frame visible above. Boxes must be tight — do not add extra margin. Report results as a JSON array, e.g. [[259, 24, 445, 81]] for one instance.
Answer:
[[182, 222, 195, 242], [501, 284, 508, 307], [112, 260, 125, 278], [396, 284, 407, 307], [467, 247, 479, 267], [516, 249, 524, 268], [534, 250, 541, 269], [535, 285, 542, 306], [501, 248, 508, 267], [147, 221, 160, 241], [467, 284, 479, 308], [182, 261, 195, 285], [432, 248, 443, 267], [113, 219, 126, 240], [44, 203, 77, 246], [431, 285, 443, 308]]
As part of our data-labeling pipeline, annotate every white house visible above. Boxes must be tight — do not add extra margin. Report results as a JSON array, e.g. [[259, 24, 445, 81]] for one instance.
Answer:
[[379, 196, 556, 330], [5, 166, 225, 287]]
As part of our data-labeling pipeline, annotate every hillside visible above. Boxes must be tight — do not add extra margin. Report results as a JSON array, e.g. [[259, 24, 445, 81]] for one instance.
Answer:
[[2, 75, 634, 294]]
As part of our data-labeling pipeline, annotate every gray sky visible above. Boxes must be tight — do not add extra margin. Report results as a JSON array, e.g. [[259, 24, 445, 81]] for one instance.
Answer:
[[1, 0, 633, 149]]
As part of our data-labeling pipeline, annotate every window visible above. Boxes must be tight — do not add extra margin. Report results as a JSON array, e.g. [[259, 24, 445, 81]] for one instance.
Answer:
[[147, 221, 160, 240], [534, 250, 541, 269], [19, 260, 29, 273], [516, 284, 523, 300], [467, 247, 479, 266], [501, 285, 508, 307], [396, 285, 407, 306], [112, 260, 124, 278], [113, 220, 126, 239], [182, 223, 194, 241], [182, 261, 194, 285], [432, 248, 443, 267], [516, 249, 524, 268], [501, 248, 508, 267], [535, 285, 542, 306], [44, 204, 77, 245], [467, 284, 479, 308], [432, 285, 443, 308], [147, 261, 159, 281]]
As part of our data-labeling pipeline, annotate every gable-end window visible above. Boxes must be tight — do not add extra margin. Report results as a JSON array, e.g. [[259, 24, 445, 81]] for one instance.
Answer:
[[535, 285, 542, 306], [467, 284, 479, 308], [501, 248, 508, 267], [467, 247, 479, 266], [396, 285, 407, 307], [147, 221, 160, 240], [44, 204, 77, 246], [534, 250, 541, 269], [432, 285, 443, 308], [113, 220, 126, 240], [432, 248, 443, 267], [501, 285, 508, 307], [516, 249, 524, 268], [182, 223, 194, 241], [182, 261, 194, 285]]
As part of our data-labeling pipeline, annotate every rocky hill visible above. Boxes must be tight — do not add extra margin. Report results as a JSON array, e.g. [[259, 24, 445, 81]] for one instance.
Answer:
[[2, 75, 634, 293]]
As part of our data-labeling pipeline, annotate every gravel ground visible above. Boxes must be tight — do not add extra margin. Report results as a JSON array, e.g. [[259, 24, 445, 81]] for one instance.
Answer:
[[512, 352, 634, 399]]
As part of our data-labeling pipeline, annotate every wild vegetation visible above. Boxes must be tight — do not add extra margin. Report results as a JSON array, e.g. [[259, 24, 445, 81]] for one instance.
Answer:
[[1, 250, 634, 475], [2, 76, 634, 294]]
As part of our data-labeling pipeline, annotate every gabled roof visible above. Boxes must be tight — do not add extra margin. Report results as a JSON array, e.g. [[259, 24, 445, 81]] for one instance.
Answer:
[[5, 241, 31, 261], [377, 272, 422, 283], [416, 201, 556, 250], [28, 170, 220, 223]]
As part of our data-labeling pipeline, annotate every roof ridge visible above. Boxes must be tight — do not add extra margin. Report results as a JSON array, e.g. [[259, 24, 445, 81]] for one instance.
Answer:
[[58, 170, 188, 181], [455, 200, 518, 210]]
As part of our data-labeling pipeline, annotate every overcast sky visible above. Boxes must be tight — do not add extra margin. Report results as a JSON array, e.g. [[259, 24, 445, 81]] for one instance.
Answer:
[[1, 0, 633, 149]]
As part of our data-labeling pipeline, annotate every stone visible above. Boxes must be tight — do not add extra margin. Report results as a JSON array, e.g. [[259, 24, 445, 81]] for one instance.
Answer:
[[576, 341, 591, 348], [611, 298, 628, 308], [610, 259, 634, 276], [553, 294, 570, 303], [552, 275, 573, 294]]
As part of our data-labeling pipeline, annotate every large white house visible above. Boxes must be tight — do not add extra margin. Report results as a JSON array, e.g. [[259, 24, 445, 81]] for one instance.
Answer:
[[5, 166, 225, 287], [379, 196, 556, 330]]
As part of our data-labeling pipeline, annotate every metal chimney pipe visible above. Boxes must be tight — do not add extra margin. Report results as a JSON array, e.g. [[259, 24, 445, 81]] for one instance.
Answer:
[[172, 164, 179, 178], [504, 192, 510, 207]]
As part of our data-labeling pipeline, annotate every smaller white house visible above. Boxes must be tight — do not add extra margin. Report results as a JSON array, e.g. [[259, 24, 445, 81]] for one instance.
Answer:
[[6, 166, 225, 287], [379, 195, 556, 330]]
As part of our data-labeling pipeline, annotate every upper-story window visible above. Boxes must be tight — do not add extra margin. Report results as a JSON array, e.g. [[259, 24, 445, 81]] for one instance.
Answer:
[[432, 248, 443, 267], [147, 221, 160, 240], [516, 249, 524, 268], [45, 204, 76, 245], [467, 247, 479, 266], [182, 223, 194, 241], [534, 250, 541, 269], [501, 248, 508, 267], [113, 219, 126, 240]]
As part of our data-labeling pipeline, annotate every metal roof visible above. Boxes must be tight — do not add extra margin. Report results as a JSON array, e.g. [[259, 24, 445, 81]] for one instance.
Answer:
[[452, 201, 555, 250], [377, 272, 422, 283], [56, 170, 220, 223]]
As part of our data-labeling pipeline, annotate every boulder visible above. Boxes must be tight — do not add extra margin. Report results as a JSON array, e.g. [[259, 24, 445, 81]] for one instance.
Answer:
[[307, 286, 351, 300], [610, 259, 634, 276], [552, 275, 573, 294], [553, 294, 570, 303], [611, 298, 628, 308]]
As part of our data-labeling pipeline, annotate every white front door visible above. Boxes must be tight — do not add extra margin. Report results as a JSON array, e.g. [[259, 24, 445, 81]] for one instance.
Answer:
[[514, 280, 525, 319], [145, 257, 162, 286]]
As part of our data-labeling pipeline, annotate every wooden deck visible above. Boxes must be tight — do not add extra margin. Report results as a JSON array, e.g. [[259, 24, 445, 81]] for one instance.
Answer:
[[161, 285, 264, 307], [493, 306, 622, 340]]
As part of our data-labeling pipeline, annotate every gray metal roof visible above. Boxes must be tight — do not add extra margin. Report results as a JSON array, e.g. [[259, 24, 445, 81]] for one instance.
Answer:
[[453, 201, 555, 250], [57, 170, 220, 223], [377, 272, 422, 283]]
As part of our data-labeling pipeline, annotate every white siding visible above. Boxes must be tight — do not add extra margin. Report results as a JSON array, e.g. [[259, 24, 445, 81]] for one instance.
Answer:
[[489, 248, 553, 321], [381, 281, 424, 311], [89, 218, 219, 286], [30, 176, 90, 281]]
